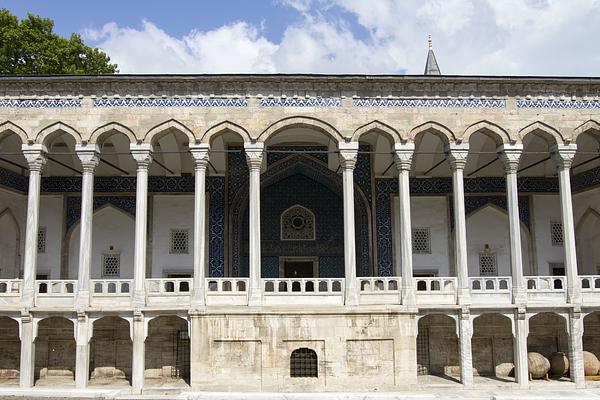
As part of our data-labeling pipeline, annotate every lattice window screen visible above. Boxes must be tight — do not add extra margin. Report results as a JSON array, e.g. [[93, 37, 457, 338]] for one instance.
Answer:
[[550, 221, 564, 246], [170, 229, 189, 254], [37, 227, 46, 253], [412, 227, 431, 254], [102, 254, 120, 277], [290, 348, 318, 378], [479, 253, 497, 276]]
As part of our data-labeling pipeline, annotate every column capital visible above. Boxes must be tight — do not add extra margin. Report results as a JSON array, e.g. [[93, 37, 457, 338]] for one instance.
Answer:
[[393, 142, 415, 172], [497, 143, 523, 174], [21, 144, 47, 172], [189, 143, 210, 169], [244, 142, 264, 171], [338, 141, 359, 170], [446, 143, 469, 171], [551, 143, 577, 170], [130, 143, 153, 167], [75, 144, 100, 173]]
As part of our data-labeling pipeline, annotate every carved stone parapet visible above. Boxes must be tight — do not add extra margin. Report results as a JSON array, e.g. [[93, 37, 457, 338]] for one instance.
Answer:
[[551, 143, 577, 171], [189, 143, 210, 169], [21, 144, 47, 172], [446, 143, 469, 171], [244, 142, 264, 171], [130, 143, 153, 168], [338, 141, 359, 170], [497, 143, 523, 174], [75, 144, 100, 173], [393, 142, 415, 172]]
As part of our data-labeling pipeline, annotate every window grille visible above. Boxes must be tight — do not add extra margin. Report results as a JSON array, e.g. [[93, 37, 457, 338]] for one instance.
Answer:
[[290, 348, 318, 378], [281, 205, 315, 241], [550, 221, 563, 247], [102, 254, 120, 277], [37, 227, 46, 253], [412, 227, 431, 254], [170, 229, 189, 254], [479, 253, 497, 276]]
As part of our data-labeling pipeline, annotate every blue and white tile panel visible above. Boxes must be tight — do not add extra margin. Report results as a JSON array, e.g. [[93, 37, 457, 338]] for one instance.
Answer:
[[93, 97, 248, 108], [353, 97, 506, 108], [517, 99, 600, 109], [0, 98, 82, 108], [259, 97, 342, 107]]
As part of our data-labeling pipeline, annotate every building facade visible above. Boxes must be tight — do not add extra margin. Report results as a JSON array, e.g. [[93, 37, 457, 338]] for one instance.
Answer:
[[0, 74, 599, 393]]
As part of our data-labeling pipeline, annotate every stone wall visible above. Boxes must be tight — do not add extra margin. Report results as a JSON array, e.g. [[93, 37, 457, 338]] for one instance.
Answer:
[[90, 316, 132, 380], [584, 312, 600, 359], [527, 313, 569, 358], [417, 314, 459, 376], [191, 312, 416, 392], [34, 317, 75, 379], [472, 314, 514, 377], [0, 317, 19, 378], [145, 316, 187, 380]]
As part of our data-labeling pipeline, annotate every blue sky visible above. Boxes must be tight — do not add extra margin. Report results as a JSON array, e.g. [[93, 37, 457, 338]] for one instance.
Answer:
[[2, 0, 600, 75]]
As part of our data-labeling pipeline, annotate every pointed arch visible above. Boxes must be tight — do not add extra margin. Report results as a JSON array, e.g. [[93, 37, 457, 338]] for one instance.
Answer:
[[409, 121, 455, 144], [0, 121, 28, 144], [576, 207, 600, 233], [519, 121, 563, 145], [351, 120, 401, 143], [465, 203, 530, 233], [574, 120, 600, 142], [0, 208, 20, 237], [0, 207, 21, 278], [200, 121, 250, 144], [89, 122, 137, 145], [144, 119, 195, 145], [257, 116, 343, 143], [462, 120, 512, 146], [36, 122, 82, 145]]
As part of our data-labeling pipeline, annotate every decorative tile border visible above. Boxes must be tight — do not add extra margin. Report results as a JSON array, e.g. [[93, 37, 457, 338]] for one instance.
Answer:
[[259, 97, 342, 107], [93, 97, 248, 108], [353, 97, 506, 108], [0, 98, 82, 108], [517, 99, 600, 109]]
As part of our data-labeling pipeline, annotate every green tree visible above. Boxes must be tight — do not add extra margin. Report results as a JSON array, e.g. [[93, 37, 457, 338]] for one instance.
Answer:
[[0, 9, 117, 74]]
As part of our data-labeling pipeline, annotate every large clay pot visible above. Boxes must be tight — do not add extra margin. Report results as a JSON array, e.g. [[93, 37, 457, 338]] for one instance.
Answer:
[[549, 352, 569, 376], [583, 351, 600, 376], [528, 352, 550, 379]]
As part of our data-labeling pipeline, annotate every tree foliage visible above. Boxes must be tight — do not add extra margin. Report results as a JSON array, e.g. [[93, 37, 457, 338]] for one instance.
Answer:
[[0, 9, 118, 74]]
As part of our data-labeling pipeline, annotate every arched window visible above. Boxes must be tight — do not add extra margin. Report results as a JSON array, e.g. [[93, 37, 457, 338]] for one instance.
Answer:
[[281, 205, 315, 240], [290, 348, 318, 377]]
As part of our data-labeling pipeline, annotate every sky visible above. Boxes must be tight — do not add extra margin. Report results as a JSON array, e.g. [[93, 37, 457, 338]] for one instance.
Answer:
[[2, 0, 600, 76]]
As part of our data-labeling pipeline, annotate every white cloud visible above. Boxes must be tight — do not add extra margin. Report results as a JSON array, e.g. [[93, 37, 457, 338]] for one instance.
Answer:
[[84, 0, 600, 75]]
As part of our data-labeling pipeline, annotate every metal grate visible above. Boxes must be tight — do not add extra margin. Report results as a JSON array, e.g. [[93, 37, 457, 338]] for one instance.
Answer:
[[172, 330, 190, 381], [417, 327, 430, 375], [479, 253, 497, 276], [102, 254, 120, 277], [550, 221, 564, 246], [290, 348, 318, 377], [170, 229, 189, 254], [37, 227, 46, 253], [412, 227, 431, 254]]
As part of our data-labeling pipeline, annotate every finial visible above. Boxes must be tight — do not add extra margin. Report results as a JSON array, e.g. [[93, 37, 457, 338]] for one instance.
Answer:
[[428, 35, 432, 50]]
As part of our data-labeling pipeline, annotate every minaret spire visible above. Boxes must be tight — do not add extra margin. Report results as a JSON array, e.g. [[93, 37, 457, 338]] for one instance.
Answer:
[[424, 35, 441, 75]]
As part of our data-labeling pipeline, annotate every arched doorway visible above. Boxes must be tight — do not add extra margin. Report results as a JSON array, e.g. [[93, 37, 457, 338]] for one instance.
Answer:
[[34, 317, 75, 386], [0, 209, 20, 279], [576, 208, 600, 275], [417, 314, 459, 382], [472, 313, 514, 380], [0, 317, 20, 383], [89, 316, 132, 386], [145, 316, 189, 386]]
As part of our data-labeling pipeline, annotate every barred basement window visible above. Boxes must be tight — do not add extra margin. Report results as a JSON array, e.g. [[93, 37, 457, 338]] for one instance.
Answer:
[[479, 253, 497, 276], [412, 227, 431, 254], [550, 221, 564, 246], [170, 229, 189, 254], [37, 227, 46, 253], [290, 348, 318, 378], [102, 254, 120, 277]]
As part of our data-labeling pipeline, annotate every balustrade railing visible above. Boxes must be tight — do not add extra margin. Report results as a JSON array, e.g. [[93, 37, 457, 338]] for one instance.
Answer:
[[91, 279, 133, 295], [263, 278, 344, 294], [525, 276, 566, 291], [146, 278, 192, 295], [35, 280, 76, 295], [0, 279, 22, 295], [359, 277, 401, 292], [415, 277, 456, 293], [207, 278, 248, 293], [581, 276, 600, 291], [470, 277, 511, 292]]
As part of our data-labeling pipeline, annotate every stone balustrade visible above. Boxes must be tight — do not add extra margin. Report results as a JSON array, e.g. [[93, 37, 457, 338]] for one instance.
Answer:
[[357, 277, 401, 305], [145, 278, 192, 306], [414, 277, 457, 305], [206, 278, 249, 306], [469, 277, 512, 304], [0, 279, 21, 306], [90, 279, 133, 307], [35, 280, 77, 307], [262, 278, 344, 306], [526, 276, 567, 303]]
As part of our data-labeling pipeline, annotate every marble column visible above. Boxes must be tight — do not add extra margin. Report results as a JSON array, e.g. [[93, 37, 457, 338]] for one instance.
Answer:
[[568, 308, 585, 387], [339, 142, 359, 306], [447, 143, 470, 305], [130, 144, 153, 307], [75, 311, 90, 388], [131, 311, 145, 394], [244, 142, 264, 306], [19, 313, 35, 388], [75, 144, 100, 308], [513, 308, 529, 388], [551, 144, 581, 304], [189, 144, 210, 309], [497, 144, 526, 305], [20, 144, 47, 308], [394, 143, 416, 306], [458, 308, 473, 386]]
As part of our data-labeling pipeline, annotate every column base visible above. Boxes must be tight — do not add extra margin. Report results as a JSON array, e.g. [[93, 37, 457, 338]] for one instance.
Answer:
[[567, 286, 583, 305], [75, 290, 90, 309], [19, 318, 35, 389], [20, 289, 35, 309], [457, 288, 471, 306], [512, 287, 527, 306], [402, 287, 416, 307], [344, 286, 359, 306], [132, 290, 146, 308], [248, 289, 262, 307], [190, 289, 206, 309]]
